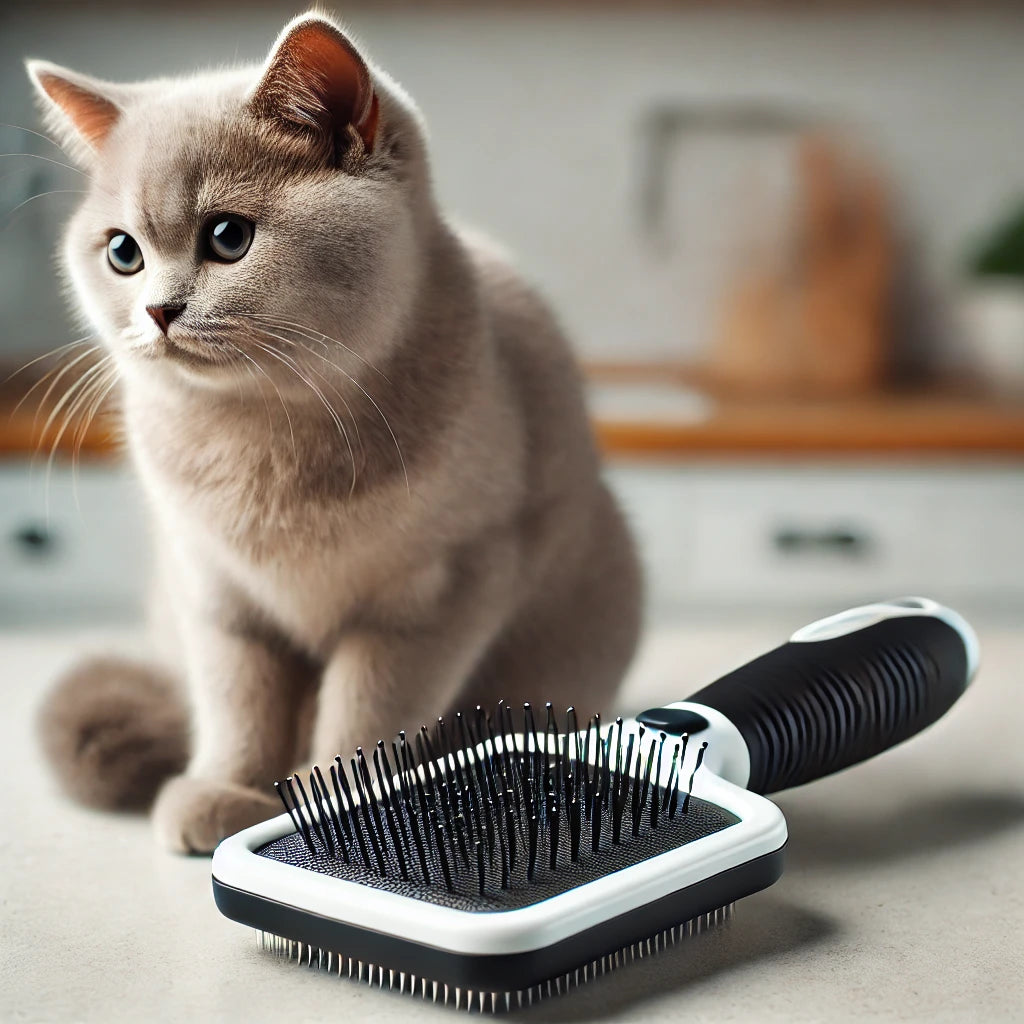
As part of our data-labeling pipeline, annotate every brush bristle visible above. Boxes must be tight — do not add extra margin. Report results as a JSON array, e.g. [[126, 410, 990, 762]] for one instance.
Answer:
[[255, 904, 734, 1012], [264, 703, 719, 908]]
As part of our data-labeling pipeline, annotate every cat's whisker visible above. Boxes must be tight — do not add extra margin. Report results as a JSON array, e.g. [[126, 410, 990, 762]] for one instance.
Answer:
[[72, 365, 119, 462], [69, 364, 120, 508], [249, 338, 357, 491], [49, 366, 107, 513], [39, 353, 113, 459], [0, 151, 94, 182], [0, 149, 119, 204], [276, 334, 410, 498], [225, 340, 297, 460], [250, 325, 365, 463], [256, 335, 365, 495], [19, 344, 103, 427], [0, 123, 71, 157], [248, 337, 354, 463], [3, 334, 97, 389], [3, 188, 89, 227], [241, 312, 391, 383], [234, 352, 276, 451], [298, 360, 365, 465], [40, 354, 115, 510]]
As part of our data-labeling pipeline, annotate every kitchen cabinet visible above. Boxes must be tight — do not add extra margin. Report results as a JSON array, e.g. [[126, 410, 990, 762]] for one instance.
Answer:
[[609, 461, 1024, 617], [2, 459, 1021, 623], [0, 464, 147, 621]]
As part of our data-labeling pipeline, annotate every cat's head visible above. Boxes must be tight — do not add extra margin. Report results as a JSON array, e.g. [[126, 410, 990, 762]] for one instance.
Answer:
[[27, 13, 431, 392]]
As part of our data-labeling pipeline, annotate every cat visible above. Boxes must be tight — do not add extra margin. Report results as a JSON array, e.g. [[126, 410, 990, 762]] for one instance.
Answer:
[[28, 11, 642, 853]]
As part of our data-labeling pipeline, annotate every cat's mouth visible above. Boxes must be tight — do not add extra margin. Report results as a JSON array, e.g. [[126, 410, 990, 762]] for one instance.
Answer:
[[149, 333, 233, 369]]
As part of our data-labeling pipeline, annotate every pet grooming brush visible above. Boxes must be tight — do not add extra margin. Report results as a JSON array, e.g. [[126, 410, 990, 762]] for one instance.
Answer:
[[212, 597, 977, 1011]]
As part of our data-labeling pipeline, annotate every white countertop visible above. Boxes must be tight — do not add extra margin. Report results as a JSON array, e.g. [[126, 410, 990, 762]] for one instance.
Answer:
[[2, 617, 1022, 1023]]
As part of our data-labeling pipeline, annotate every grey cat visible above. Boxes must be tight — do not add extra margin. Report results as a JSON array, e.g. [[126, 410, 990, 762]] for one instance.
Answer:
[[28, 12, 642, 853]]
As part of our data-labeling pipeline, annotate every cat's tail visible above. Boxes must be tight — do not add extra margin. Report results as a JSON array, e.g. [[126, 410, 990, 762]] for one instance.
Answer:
[[37, 656, 189, 810]]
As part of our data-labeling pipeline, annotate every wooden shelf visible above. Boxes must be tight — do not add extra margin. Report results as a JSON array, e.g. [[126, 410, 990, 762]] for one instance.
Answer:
[[593, 395, 1024, 458], [0, 357, 119, 461], [0, 409, 119, 459], [584, 361, 1024, 458], [3, 358, 1023, 462]]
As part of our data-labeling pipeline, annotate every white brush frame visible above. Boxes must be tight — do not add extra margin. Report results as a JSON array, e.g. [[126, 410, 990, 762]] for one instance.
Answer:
[[212, 717, 786, 958]]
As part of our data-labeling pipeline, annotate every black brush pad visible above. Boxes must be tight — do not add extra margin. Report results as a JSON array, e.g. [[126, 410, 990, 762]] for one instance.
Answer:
[[257, 782, 738, 911]]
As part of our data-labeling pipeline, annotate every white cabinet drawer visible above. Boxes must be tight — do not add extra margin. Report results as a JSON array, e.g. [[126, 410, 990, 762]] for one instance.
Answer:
[[606, 463, 1024, 612], [0, 463, 148, 620], [3, 460, 1021, 622], [686, 472, 942, 601]]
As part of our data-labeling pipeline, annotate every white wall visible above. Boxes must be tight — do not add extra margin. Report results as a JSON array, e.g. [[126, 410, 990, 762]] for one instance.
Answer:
[[3, 4, 1023, 361]]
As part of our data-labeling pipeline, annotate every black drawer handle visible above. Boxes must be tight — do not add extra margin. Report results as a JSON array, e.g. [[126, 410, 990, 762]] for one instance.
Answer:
[[11, 523, 59, 557], [772, 526, 871, 557]]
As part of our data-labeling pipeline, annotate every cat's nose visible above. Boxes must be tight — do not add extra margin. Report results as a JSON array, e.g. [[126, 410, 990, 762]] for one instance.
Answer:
[[146, 303, 185, 335]]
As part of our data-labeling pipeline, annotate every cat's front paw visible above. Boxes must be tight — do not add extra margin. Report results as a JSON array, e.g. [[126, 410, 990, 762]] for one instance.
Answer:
[[153, 775, 278, 854]]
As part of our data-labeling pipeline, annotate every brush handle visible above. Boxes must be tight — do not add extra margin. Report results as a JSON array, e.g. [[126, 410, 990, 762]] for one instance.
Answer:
[[640, 598, 978, 795]]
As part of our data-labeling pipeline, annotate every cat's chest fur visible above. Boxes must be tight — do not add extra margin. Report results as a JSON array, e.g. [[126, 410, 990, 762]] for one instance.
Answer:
[[125, 388, 451, 652]]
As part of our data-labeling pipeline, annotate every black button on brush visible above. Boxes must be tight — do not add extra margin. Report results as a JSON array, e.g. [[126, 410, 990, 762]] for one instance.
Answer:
[[636, 707, 710, 736]]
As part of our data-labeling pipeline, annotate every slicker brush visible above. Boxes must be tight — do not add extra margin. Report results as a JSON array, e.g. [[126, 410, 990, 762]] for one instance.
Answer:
[[212, 598, 978, 1011]]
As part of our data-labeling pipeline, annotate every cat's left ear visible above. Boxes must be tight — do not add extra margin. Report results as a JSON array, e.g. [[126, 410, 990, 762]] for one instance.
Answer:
[[25, 60, 123, 164], [250, 14, 379, 160]]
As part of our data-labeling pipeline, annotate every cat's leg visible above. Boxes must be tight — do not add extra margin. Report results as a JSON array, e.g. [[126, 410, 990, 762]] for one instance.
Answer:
[[309, 550, 517, 764], [310, 632, 472, 764], [152, 621, 309, 853], [463, 482, 643, 718]]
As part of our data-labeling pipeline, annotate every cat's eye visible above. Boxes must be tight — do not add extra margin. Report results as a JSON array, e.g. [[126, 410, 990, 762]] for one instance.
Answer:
[[107, 232, 144, 275], [206, 215, 254, 263]]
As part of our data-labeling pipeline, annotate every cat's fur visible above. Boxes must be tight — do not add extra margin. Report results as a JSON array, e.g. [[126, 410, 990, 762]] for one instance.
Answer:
[[29, 12, 642, 853]]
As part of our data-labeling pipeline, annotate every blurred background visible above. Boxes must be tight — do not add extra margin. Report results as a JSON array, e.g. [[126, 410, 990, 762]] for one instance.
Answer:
[[2, 1, 1023, 628], [7, 11, 1024, 1019]]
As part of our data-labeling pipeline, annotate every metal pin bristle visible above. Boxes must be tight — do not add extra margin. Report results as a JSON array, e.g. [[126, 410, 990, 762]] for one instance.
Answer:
[[254, 903, 734, 1011], [271, 703, 713, 902]]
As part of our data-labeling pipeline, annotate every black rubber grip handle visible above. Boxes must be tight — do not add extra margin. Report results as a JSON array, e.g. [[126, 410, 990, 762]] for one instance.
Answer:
[[686, 613, 972, 795]]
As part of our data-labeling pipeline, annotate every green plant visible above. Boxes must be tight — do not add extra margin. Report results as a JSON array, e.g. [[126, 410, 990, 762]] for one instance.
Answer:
[[968, 198, 1024, 278]]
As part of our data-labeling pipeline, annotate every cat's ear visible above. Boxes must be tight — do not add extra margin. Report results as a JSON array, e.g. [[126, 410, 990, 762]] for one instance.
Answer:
[[249, 14, 379, 159], [25, 60, 122, 163]]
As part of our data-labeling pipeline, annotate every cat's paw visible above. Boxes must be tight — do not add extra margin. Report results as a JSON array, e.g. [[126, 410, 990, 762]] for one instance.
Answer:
[[153, 775, 278, 854]]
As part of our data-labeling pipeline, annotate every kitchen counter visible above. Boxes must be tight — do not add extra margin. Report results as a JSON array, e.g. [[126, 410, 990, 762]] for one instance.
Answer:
[[585, 370, 1024, 458], [4, 357, 1024, 460], [1, 617, 1022, 1023]]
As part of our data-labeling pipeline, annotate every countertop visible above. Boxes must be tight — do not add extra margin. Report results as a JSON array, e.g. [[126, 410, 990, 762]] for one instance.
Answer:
[[1, 616, 1022, 1023]]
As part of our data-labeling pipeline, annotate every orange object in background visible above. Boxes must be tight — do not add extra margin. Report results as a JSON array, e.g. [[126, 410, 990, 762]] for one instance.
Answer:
[[706, 134, 894, 399]]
